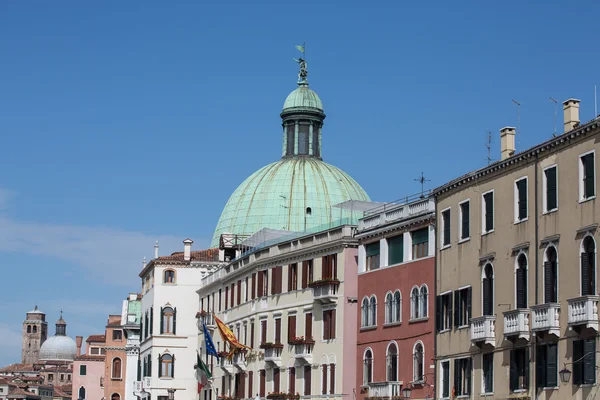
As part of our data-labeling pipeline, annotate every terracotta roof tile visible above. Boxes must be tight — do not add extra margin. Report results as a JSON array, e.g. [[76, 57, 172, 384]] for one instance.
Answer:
[[158, 248, 220, 262], [0, 365, 35, 373], [8, 388, 40, 398], [85, 335, 105, 343], [53, 388, 71, 398], [74, 355, 104, 361]]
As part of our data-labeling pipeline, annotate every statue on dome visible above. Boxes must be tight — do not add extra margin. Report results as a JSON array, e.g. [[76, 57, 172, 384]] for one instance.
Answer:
[[293, 57, 308, 84]]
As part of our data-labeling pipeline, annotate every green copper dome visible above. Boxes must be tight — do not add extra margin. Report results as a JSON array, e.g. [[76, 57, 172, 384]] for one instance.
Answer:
[[283, 84, 323, 111]]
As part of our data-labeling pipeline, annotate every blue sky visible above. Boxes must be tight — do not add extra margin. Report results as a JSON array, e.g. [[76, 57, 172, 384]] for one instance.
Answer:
[[1, 1, 599, 365]]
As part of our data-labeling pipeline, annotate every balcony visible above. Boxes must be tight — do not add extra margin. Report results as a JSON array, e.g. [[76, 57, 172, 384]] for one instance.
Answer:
[[531, 303, 560, 337], [503, 309, 531, 341], [367, 382, 403, 399], [218, 357, 234, 374], [292, 339, 315, 364], [233, 351, 247, 371], [470, 315, 496, 346], [308, 279, 340, 303], [568, 295, 599, 331], [196, 312, 216, 331], [261, 343, 283, 367]]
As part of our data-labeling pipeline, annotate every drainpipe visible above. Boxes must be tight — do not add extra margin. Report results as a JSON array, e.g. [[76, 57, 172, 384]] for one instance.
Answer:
[[533, 152, 540, 395], [433, 199, 438, 400]]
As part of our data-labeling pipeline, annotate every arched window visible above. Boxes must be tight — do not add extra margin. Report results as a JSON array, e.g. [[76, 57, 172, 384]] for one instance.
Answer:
[[394, 291, 401, 323], [369, 296, 377, 326], [164, 269, 175, 284], [420, 285, 428, 317], [306, 207, 312, 216], [413, 342, 424, 383], [111, 358, 122, 379], [386, 342, 398, 382], [544, 246, 558, 303], [361, 298, 369, 327], [385, 293, 393, 324], [27, 325, 31, 333], [516, 254, 528, 309], [411, 287, 420, 319], [111, 394, 120, 400], [483, 264, 494, 316], [33, 326, 37, 333], [581, 236, 596, 296], [78, 387, 86, 400], [161, 307, 175, 334], [363, 349, 373, 385], [159, 353, 174, 378]]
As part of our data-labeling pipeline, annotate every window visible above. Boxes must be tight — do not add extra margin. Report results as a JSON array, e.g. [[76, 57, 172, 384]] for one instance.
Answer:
[[580, 152, 595, 200], [303, 365, 311, 396], [329, 362, 335, 395], [259, 369, 266, 397], [245, 276, 249, 301], [385, 291, 401, 324], [544, 246, 558, 303], [363, 349, 373, 385], [411, 228, 428, 259], [48, 374, 53, 382], [323, 309, 336, 340], [544, 166, 558, 212], [322, 254, 337, 279], [237, 279, 242, 305], [159, 354, 174, 378], [573, 338, 596, 385], [536, 343, 557, 389], [271, 266, 283, 295], [79, 365, 87, 376], [287, 315, 296, 343], [436, 292, 452, 332], [441, 208, 451, 247], [361, 298, 369, 328], [301, 259, 313, 289], [161, 306, 176, 334], [482, 264, 494, 316], [275, 318, 281, 343], [288, 263, 298, 292], [27, 325, 31, 333], [459, 200, 470, 240], [454, 287, 472, 328], [321, 364, 328, 395], [260, 320, 267, 344], [454, 358, 472, 396], [440, 361, 450, 398], [90, 347, 100, 355], [111, 358, 122, 379], [410, 287, 420, 319], [482, 191, 494, 233], [78, 387, 86, 400], [420, 285, 428, 317], [386, 342, 398, 382], [33, 325, 37, 333], [482, 353, 493, 393], [516, 254, 528, 309], [366, 242, 380, 271], [262, 270, 269, 296], [112, 330, 122, 341], [515, 177, 528, 222], [305, 312, 313, 338], [413, 342, 424, 383], [387, 235, 404, 265], [164, 270, 175, 284], [509, 348, 529, 391], [581, 236, 596, 296], [369, 296, 377, 326], [274, 368, 281, 393]]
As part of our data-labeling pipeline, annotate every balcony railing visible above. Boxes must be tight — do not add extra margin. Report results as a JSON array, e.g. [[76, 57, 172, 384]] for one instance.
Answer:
[[531, 303, 560, 337], [233, 352, 247, 371], [218, 357, 234, 374], [503, 309, 531, 340], [309, 279, 340, 303], [367, 382, 403, 399], [293, 342, 314, 364], [263, 346, 282, 367], [568, 295, 599, 331], [470, 315, 496, 346]]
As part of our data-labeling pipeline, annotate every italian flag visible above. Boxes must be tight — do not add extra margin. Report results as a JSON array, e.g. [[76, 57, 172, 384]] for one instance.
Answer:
[[196, 352, 212, 393]]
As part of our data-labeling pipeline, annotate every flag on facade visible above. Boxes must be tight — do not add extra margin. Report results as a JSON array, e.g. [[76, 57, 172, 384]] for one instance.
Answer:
[[214, 313, 252, 351], [295, 44, 305, 53], [202, 321, 219, 360], [196, 351, 211, 393]]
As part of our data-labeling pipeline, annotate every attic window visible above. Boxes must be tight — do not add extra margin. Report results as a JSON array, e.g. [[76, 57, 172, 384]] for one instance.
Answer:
[[306, 207, 312, 216]]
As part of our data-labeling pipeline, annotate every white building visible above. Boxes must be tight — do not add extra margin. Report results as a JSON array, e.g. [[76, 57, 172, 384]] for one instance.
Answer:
[[121, 293, 142, 400], [139, 240, 225, 400], [197, 225, 359, 400]]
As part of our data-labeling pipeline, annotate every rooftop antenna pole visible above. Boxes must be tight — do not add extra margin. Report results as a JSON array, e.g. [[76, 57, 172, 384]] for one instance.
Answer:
[[595, 85, 598, 117], [485, 131, 492, 165], [549, 97, 558, 137], [512, 99, 521, 150], [414, 172, 431, 198]]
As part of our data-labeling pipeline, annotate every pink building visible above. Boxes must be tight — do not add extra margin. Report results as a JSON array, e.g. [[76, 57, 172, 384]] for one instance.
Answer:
[[72, 335, 106, 400]]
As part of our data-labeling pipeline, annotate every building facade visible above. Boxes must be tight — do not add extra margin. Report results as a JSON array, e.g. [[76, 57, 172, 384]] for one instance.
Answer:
[[103, 316, 126, 400], [433, 99, 600, 399], [72, 335, 106, 400], [139, 241, 224, 400], [198, 225, 359, 400], [355, 196, 436, 400], [121, 293, 142, 400], [22, 307, 48, 365]]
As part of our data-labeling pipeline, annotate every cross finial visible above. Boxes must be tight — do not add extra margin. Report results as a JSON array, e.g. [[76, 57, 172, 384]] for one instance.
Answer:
[[414, 172, 431, 198], [60, 310, 63, 318]]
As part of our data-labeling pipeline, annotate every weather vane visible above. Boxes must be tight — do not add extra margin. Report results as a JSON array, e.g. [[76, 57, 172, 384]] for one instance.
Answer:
[[414, 172, 431, 198], [293, 43, 308, 84]]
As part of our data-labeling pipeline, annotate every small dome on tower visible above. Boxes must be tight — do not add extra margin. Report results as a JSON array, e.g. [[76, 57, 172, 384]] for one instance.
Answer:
[[283, 84, 323, 112], [39, 311, 76, 361]]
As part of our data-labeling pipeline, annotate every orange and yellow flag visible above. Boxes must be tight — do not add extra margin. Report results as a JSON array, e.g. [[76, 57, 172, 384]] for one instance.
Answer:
[[214, 313, 252, 351]]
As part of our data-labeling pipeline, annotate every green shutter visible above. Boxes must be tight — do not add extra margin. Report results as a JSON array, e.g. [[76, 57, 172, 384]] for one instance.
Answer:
[[536, 345, 546, 389], [366, 242, 380, 257], [412, 228, 428, 245], [546, 167, 557, 210], [546, 344, 558, 387], [584, 154, 595, 198], [387, 235, 404, 265], [573, 340, 583, 385]]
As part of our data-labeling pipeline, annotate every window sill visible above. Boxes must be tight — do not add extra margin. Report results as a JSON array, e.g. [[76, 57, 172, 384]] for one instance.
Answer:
[[514, 217, 528, 225], [479, 392, 494, 397], [159, 377, 173, 380], [580, 196, 596, 204], [458, 237, 470, 244], [481, 229, 494, 236], [409, 317, 429, 324], [578, 383, 597, 388], [111, 378, 123, 381], [438, 328, 450, 333], [457, 324, 469, 330], [542, 208, 558, 215], [383, 321, 402, 328], [360, 326, 377, 332], [163, 282, 176, 285], [541, 387, 558, 390], [440, 244, 451, 251], [456, 396, 471, 399]]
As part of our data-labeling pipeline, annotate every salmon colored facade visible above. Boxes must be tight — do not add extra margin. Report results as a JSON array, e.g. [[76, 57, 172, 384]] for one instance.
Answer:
[[355, 197, 436, 400], [103, 316, 126, 400]]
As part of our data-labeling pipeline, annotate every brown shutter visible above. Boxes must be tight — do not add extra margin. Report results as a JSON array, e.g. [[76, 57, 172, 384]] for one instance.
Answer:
[[245, 276, 249, 301], [250, 321, 255, 348], [264, 271, 269, 296], [248, 371, 253, 398], [261, 320, 267, 344], [322, 364, 328, 394], [288, 315, 296, 343], [275, 319, 281, 344], [259, 370, 266, 397], [257, 272, 264, 297], [288, 265, 292, 292], [237, 280, 242, 306], [274, 368, 280, 393], [329, 364, 335, 394], [322, 256, 329, 279], [332, 254, 337, 279], [304, 365, 311, 395], [302, 261, 308, 289], [271, 268, 277, 294], [305, 313, 312, 339], [231, 283, 235, 306], [251, 273, 256, 299], [289, 367, 296, 394], [331, 309, 336, 339], [225, 287, 229, 309]]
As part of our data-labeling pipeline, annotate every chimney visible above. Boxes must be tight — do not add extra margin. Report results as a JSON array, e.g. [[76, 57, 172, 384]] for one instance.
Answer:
[[563, 98, 581, 132], [500, 126, 516, 160], [76, 336, 83, 356], [154, 241, 159, 259], [183, 238, 193, 261]]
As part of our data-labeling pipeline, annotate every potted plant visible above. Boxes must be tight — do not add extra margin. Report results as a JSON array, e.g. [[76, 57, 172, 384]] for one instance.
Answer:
[[307, 277, 340, 288]]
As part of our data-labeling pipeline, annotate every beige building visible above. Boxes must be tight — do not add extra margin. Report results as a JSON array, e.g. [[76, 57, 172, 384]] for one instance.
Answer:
[[433, 99, 599, 399], [197, 225, 359, 400]]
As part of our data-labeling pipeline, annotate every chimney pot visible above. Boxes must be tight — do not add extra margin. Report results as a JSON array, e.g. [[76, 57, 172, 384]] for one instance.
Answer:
[[76, 336, 83, 356], [154, 241, 159, 259], [183, 238, 193, 261], [500, 126, 516, 160], [563, 98, 581, 133]]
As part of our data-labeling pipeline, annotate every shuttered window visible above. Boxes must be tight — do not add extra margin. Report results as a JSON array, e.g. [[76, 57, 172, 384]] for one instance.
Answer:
[[273, 368, 280, 393], [516, 255, 528, 309], [288, 367, 295, 394], [231, 283, 235, 307], [483, 192, 494, 232], [581, 237, 596, 296], [387, 235, 404, 265], [329, 364, 335, 394], [573, 339, 596, 385], [257, 271, 264, 297], [453, 287, 471, 328], [442, 209, 451, 246], [365, 242, 380, 271], [323, 309, 336, 340], [582, 153, 595, 199], [271, 266, 283, 295], [435, 293, 452, 332], [304, 365, 311, 396], [321, 364, 328, 395], [251, 273, 256, 300], [248, 371, 253, 399], [250, 321, 254, 348], [509, 348, 529, 391], [453, 358, 471, 396], [411, 228, 429, 259], [545, 166, 558, 211], [483, 264, 494, 316], [259, 369, 266, 397], [544, 247, 558, 303], [275, 318, 281, 344], [460, 201, 470, 239], [515, 178, 528, 221], [237, 280, 242, 306], [260, 320, 267, 345], [305, 313, 312, 339], [288, 315, 296, 343], [225, 287, 229, 310], [483, 353, 493, 393], [536, 343, 557, 389], [440, 361, 450, 398], [288, 263, 298, 292]]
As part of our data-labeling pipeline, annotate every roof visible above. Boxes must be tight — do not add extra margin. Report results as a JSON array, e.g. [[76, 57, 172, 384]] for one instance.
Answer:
[[74, 355, 105, 361], [85, 335, 105, 343], [53, 388, 71, 398], [140, 248, 221, 276], [8, 388, 41, 398], [282, 83, 323, 112], [0, 365, 35, 373], [433, 117, 600, 196]]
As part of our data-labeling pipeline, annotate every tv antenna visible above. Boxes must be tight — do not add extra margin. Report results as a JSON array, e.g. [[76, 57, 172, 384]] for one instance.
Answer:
[[549, 97, 558, 137], [512, 99, 521, 150], [485, 131, 492, 165], [414, 172, 431, 198]]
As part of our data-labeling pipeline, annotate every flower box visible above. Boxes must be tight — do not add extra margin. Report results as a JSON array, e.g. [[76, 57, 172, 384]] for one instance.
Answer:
[[288, 336, 315, 345], [260, 342, 284, 349], [266, 393, 300, 400], [308, 278, 340, 288]]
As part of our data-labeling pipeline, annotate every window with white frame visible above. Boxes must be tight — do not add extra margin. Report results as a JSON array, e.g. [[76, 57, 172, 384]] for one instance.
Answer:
[[365, 242, 380, 271], [410, 287, 420, 319], [441, 208, 451, 247], [581, 236, 596, 296], [385, 290, 401, 324], [386, 342, 398, 382], [459, 200, 470, 240], [544, 246, 558, 303], [436, 292, 452, 331], [580, 151, 595, 201], [361, 297, 369, 327], [543, 165, 558, 212], [440, 361, 450, 398], [454, 357, 472, 396], [412, 342, 424, 383], [482, 353, 493, 394], [482, 190, 494, 233], [514, 177, 528, 222], [369, 296, 377, 326], [420, 285, 428, 317], [363, 349, 373, 385], [515, 254, 528, 309]]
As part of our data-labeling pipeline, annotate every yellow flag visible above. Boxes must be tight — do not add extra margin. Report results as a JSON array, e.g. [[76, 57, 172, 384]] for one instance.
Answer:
[[295, 45, 305, 53], [214, 314, 252, 350]]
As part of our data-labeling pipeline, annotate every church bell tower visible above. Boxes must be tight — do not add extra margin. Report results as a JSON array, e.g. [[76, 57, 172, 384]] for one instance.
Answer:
[[22, 306, 48, 364]]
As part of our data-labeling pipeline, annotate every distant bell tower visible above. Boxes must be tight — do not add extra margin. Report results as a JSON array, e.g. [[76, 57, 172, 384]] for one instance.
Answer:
[[22, 306, 48, 364]]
